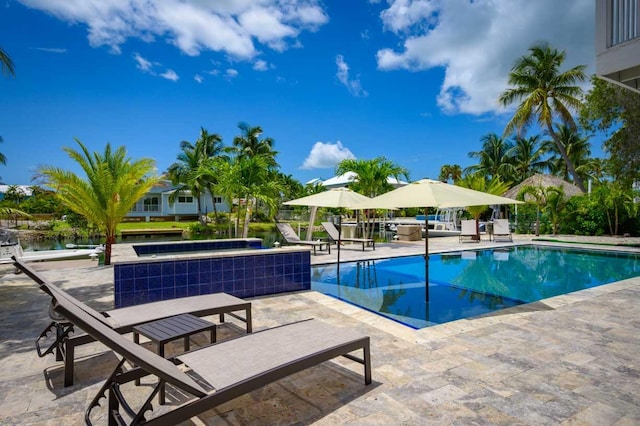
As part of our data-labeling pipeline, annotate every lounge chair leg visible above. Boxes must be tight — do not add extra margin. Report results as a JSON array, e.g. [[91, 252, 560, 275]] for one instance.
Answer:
[[64, 342, 75, 387], [363, 342, 372, 385], [246, 307, 253, 333], [55, 324, 64, 361]]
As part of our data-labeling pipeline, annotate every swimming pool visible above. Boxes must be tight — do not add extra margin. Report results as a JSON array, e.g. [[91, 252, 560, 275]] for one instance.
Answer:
[[311, 245, 640, 329]]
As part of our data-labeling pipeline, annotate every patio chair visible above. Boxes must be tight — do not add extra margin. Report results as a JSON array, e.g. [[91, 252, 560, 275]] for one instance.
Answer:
[[459, 219, 480, 243], [276, 222, 331, 255], [492, 218, 513, 242], [13, 258, 252, 387], [321, 222, 375, 251], [49, 289, 372, 425]]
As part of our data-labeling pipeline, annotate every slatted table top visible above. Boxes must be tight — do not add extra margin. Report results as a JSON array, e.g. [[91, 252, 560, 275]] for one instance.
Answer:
[[133, 313, 215, 344]]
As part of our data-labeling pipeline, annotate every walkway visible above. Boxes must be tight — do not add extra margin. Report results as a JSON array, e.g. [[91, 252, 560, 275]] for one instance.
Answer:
[[1, 235, 639, 424]]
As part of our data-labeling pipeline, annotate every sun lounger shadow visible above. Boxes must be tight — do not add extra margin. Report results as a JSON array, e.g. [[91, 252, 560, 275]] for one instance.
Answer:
[[276, 222, 331, 255], [321, 222, 375, 251], [13, 258, 253, 388], [48, 286, 372, 424]]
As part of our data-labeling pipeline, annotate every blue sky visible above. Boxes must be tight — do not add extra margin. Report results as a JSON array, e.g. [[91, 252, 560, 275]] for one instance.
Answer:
[[1, 0, 597, 186]]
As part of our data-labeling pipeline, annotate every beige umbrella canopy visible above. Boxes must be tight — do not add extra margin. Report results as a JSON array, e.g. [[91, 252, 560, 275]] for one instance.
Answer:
[[360, 178, 524, 210], [502, 174, 583, 201]]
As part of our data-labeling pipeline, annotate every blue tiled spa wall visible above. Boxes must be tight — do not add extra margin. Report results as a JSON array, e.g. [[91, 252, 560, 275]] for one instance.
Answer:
[[113, 248, 311, 308]]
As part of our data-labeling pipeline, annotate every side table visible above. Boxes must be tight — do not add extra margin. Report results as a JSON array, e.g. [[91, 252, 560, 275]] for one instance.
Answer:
[[133, 313, 216, 404]]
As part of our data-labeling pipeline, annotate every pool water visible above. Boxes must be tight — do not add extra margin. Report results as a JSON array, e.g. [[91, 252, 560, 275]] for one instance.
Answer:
[[311, 245, 640, 329]]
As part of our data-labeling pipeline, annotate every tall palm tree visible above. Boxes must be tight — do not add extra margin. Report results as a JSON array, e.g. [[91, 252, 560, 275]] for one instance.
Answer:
[[499, 43, 587, 192], [546, 124, 592, 184], [465, 133, 512, 181], [38, 139, 158, 264], [504, 135, 552, 183], [232, 122, 279, 168], [167, 127, 225, 225], [0, 46, 15, 77], [336, 157, 409, 239], [231, 123, 280, 231]]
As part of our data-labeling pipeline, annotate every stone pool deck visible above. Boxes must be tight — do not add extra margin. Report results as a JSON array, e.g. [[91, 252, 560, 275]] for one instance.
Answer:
[[1, 235, 640, 424]]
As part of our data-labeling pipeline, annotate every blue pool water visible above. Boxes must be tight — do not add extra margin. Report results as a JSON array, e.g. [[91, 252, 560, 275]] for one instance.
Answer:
[[311, 245, 640, 329]]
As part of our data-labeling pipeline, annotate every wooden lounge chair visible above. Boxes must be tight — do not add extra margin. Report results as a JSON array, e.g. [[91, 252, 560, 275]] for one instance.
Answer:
[[492, 219, 513, 242], [321, 222, 375, 251], [276, 222, 331, 255], [49, 288, 371, 425], [459, 219, 480, 243], [14, 258, 252, 387]]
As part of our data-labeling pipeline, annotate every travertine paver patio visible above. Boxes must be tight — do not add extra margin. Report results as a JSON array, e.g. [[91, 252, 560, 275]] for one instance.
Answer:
[[1, 236, 640, 425]]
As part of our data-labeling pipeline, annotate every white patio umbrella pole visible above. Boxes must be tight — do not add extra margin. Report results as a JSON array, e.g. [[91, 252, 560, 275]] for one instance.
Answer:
[[424, 207, 430, 304], [337, 215, 342, 284]]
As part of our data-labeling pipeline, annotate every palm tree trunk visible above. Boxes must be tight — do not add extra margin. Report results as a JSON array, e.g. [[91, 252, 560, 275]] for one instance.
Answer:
[[546, 122, 586, 192], [242, 197, 251, 238], [104, 234, 116, 265]]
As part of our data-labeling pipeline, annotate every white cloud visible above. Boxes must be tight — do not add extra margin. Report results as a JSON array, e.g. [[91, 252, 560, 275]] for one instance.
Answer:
[[160, 69, 179, 81], [34, 47, 67, 53], [301, 141, 355, 169], [18, 0, 328, 60], [253, 59, 269, 71], [225, 68, 238, 78], [376, 0, 594, 115], [133, 52, 154, 72], [194, 74, 203, 83], [336, 55, 368, 97]]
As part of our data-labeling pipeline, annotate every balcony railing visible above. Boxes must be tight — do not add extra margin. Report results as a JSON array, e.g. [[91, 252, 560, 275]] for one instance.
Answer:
[[610, 0, 640, 46]]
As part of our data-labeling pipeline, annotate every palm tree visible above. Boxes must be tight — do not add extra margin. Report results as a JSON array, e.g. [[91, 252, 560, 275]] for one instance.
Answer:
[[336, 157, 409, 239], [237, 155, 283, 237], [206, 157, 245, 237], [167, 127, 225, 225], [1, 47, 14, 165], [499, 43, 587, 192], [546, 124, 592, 184], [0, 46, 15, 77], [38, 139, 159, 265], [597, 181, 638, 235], [544, 187, 566, 235], [231, 123, 281, 232], [503, 135, 551, 183], [458, 174, 510, 239], [465, 133, 512, 180], [232, 122, 279, 168], [517, 184, 563, 236], [438, 164, 462, 183]]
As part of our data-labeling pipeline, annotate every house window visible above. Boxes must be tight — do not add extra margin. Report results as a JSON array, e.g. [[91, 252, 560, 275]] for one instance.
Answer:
[[178, 196, 194, 203], [143, 196, 159, 212], [213, 196, 223, 204]]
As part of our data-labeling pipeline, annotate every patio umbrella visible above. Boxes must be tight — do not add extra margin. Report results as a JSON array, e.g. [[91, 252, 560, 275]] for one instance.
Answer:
[[283, 188, 373, 268], [361, 179, 523, 302]]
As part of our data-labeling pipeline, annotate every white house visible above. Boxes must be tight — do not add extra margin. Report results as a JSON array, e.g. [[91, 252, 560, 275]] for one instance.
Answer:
[[318, 171, 408, 189], [596, 0, 640, 93], [127, 181, 230, 221]]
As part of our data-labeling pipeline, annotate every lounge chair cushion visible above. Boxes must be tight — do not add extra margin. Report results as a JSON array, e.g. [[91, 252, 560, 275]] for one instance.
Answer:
[[178, 319, 366, 390]]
